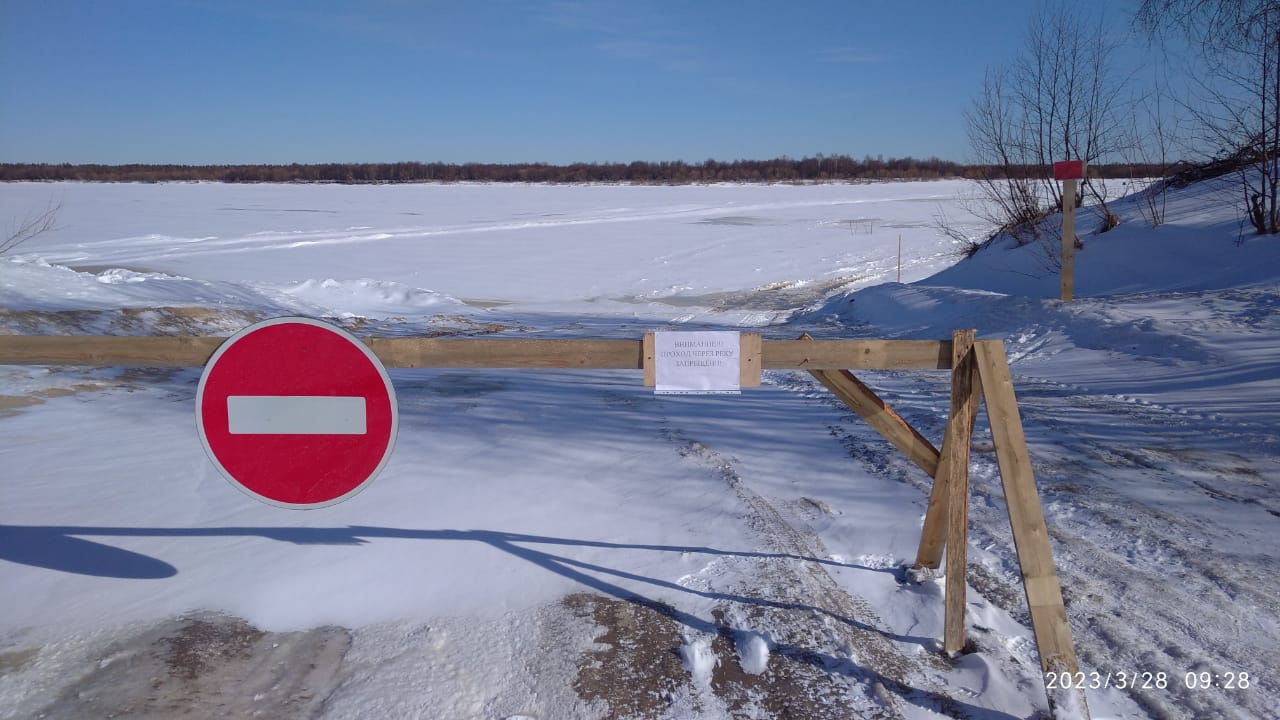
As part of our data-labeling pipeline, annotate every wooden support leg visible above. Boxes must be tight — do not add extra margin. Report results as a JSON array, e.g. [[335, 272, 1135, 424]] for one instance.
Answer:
[[943, 330, 977, 654], [974, 340, 1089, 718], [915, 352, 984, 571], [914, 452, 952, 571]]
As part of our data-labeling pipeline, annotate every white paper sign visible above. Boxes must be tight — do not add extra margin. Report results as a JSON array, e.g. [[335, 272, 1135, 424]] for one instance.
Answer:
[[654, 331, 741, 395]]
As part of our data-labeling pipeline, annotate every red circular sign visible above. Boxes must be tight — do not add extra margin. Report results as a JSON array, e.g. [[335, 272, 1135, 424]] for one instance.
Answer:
[[196, 317, 398, 508]]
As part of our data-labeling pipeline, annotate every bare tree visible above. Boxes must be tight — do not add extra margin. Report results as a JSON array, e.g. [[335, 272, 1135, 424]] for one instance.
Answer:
[[966, 66, 1050, 245], [966, 3, 1130, 257], [1138, 0, 1280, 234], [1125, 73, 1179, 227], [2, 200, 61, 255]]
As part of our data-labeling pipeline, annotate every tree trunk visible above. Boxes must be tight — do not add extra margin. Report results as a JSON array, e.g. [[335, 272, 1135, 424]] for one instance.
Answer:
[[1271, 23, 1280, 232]]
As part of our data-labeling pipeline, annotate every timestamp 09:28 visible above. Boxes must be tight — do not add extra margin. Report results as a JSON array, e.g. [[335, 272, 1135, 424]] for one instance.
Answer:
[[1045, 670, 1253, 691]]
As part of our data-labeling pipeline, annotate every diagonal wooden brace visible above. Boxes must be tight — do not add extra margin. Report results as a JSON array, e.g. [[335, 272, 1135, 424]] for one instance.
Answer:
[[915, 337, 985, 571], [801, 334, 940, 478]]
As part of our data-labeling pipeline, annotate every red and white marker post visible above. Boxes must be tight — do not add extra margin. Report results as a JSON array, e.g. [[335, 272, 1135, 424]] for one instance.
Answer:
[[196, 317, 398, 508]]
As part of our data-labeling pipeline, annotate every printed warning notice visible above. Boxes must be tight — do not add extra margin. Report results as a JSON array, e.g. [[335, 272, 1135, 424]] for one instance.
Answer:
[[654, 331, 741, 395]]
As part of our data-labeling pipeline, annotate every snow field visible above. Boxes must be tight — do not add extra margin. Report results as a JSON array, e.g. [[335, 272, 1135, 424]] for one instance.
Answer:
[[1, 177, 1278, 718]]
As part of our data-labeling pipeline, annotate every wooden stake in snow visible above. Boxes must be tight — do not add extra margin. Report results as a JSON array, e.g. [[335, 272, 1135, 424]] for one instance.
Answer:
[[1054, 160, 1085, 302], [897, 234, 902, 283], [943, 329, 978, 654]]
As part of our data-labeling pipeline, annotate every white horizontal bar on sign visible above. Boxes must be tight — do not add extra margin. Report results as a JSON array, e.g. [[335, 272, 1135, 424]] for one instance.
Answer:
[[226, 396, 367, 435]]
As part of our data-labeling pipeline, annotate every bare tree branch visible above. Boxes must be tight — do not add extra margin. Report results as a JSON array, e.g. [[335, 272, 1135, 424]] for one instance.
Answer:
[[1137, 0, 1280, 234], [2, 200, 62, 255]]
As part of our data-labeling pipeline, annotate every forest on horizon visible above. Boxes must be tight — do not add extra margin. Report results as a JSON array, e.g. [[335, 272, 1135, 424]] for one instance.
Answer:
[[0, 156, 1178, 184]]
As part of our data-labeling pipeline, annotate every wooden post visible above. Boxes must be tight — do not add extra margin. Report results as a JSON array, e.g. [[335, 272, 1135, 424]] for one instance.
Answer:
[[942, 330, 977, 654], [974, 340, 1088, 717], [915, 334, 984, 571], [1061, 177, 1076, 302], [642, 333, 657, 386], [897, 234, 902, 283], [739, 333, 763, 388]]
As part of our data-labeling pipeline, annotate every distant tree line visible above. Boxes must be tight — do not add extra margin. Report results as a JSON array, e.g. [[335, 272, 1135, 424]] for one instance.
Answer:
[[0, 156, 1177, 184]]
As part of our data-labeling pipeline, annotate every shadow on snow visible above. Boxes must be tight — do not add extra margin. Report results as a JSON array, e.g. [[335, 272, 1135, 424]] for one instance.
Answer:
[[0, 522, 1021, 719]]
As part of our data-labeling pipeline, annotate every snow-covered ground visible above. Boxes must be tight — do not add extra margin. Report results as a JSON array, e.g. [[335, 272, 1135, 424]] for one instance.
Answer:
[[0, 178, 1276, 719]]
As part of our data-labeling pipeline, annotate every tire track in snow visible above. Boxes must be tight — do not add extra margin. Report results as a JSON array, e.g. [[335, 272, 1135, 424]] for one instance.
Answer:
[[764, 369, 1069, 715], [38, 196, 890, 268], [649, 407, 1020, 718], [784, 357, 1280, 719], [1005, 379, 1280, 720], [658, 425, 905, 718]]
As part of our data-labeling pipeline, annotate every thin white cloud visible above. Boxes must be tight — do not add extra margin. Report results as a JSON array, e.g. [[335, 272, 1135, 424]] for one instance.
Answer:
[[595, 38, 707, 74], [534, 1, 712, 75], [174, 0, 446, 52], [818, 47, 887, 64], [537, 0, 688, 39], [537, 0, 638, 34]]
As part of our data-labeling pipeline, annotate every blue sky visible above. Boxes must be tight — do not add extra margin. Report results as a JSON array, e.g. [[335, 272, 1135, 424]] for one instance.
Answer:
[[1, 0, 1155, 165]]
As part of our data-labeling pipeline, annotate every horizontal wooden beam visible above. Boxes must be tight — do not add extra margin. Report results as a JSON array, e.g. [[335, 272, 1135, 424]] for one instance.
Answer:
[[368, 338, 644, 369], [0, 335, 955, 371], [763, 339, 952, 370], [0, 336, 225, 367]]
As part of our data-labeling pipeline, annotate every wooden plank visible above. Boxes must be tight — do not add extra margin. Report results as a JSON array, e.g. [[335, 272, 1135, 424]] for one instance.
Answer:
[[915, 342, 985, 570], [0, 335, 957, 371], [739, 333, 762, 387], [1062, 177, 1076, 302], [913, 462, 951, 571], [642, 333, 656, 387], [797, 335, 940, 477], [369, 338, 645, 369], [764, 339, 952, 370], [384, 338, 951, 371], [0, 335, 224, 367], [810, 368, 940, 477], [974, 339, 1087, 716], [943, 329, 977, 654]]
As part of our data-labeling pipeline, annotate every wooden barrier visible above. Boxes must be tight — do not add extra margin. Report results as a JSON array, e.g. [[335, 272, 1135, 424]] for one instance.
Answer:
[[0, 335, 953, 371], [0, 330, 1087, 717]]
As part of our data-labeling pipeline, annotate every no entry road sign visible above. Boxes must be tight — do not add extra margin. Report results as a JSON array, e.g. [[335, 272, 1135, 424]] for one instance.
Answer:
[[196, 317, 398, 508]]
